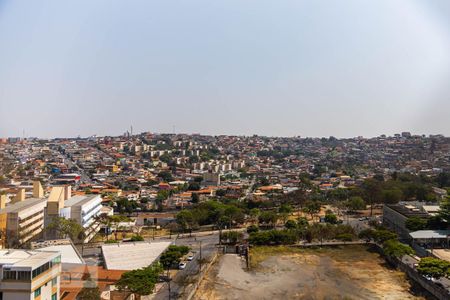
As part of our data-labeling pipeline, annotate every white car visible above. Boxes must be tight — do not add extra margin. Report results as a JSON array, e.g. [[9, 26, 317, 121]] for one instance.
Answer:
[[179, 262, 187, 269], [187, 254, 194, 261]]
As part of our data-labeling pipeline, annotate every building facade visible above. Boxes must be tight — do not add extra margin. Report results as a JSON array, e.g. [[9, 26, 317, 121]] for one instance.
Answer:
[[0, 249, 61, 300], [0, 198, 48, 248]]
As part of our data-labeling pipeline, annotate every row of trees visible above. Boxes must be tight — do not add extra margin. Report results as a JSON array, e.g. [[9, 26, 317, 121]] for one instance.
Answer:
[[358, 228, 414, 259], [247, 219, 356, 246], [176, 200, 245, 233]]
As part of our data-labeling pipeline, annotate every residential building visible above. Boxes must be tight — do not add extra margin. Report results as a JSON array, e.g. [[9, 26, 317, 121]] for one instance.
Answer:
[[60, 195, 103, 243], [0, 249, 61, 300], [0, 198, 48, 248], [45, 186, 103, 243], [203, 172, 220, 186]]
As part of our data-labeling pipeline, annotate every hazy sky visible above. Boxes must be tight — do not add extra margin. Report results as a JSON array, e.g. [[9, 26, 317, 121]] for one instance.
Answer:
[[0, 0, 449, 138]]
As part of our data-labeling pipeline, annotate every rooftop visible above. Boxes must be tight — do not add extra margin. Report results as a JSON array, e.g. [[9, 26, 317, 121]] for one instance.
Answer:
[[409, 230, 450, 239], [101, 241, 171, 270], [0, 198, 47, 214], [0, 249, 60, 270], [64, 194, 100, 207]]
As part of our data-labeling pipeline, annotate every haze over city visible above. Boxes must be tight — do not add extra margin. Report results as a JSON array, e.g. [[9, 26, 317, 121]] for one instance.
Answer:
[[1, 0, 450, 138]]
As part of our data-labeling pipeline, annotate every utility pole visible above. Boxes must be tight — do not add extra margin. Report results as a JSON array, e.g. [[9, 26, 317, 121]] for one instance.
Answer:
[[199, 240, 202, 273], [167, 268, 171, 300]]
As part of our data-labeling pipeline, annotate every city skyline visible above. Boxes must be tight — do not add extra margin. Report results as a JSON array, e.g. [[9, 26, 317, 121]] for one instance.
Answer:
[[1, 0, 450, 138]]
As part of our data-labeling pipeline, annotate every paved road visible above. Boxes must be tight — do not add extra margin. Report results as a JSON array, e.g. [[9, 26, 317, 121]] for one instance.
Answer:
[[153, 233, 219, 300]]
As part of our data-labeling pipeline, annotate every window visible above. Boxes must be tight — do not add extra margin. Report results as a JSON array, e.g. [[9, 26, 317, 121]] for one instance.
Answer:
[[3, 270, 16, 280], [34, 287, 41, 298], [17, 271, 31, 280], [32, 256, 61, 279], [51, 293, 57, 300], [52, 277, 57, 286]]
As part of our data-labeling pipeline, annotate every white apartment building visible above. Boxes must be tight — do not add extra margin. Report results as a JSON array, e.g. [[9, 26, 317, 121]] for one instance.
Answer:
[[60, 195, 103, 243], [46, 187, 103, 243], [0, 249, 61, 300]]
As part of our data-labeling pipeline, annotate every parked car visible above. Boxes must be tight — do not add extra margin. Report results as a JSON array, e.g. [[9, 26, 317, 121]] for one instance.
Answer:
[[179, 262, 187, 269], [187, 254, 194, 261]]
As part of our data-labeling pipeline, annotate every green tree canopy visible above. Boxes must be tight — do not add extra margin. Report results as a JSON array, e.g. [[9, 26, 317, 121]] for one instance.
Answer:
[[383, 240, 414, 258], [116, 263, 163, 295], [417, 257, 450, 279], [439, 197, 450, 223], [405, 217, 427, 231], [47, 217, 84, 241], [346, 196, 366, 211], [284, 219, 298, 229]]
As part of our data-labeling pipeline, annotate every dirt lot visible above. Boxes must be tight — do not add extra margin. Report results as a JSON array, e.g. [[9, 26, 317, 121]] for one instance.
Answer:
[[194, 245, 424, 300]]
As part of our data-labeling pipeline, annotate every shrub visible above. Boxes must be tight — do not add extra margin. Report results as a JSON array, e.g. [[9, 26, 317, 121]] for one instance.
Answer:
[[247, 225, 259, 234], [284, 220, 298, 229]]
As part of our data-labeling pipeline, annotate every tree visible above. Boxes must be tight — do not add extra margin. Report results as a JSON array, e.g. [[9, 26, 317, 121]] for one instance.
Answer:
[[417, 257, 450, 279], [249, 208, 261, 222], [279, 204, 293, 214], [248, 229, 297, 245], [224, 205, 245, 227], [191, 193, 199, 204], [436, 172, 450, 188], [336, 233, 353, 243], [308, 223, 335, 245], [130, 235, 144, 241], [158, 171, 173, 182], [363, 178, 382, 216], [439, 197, 450, 223], [247, 225, 259, 234], [284, 219, 298, 229], [278, 204, 293, 223], [405, 217, 427, 231], [373, 230, 397, 244], [258, 211, 278, 227], [176, 210, 196, 235], [107, 215, 131, 241], [47, 217, 84, 241], [382, 188, 403, 204], [221, 231, 243, 244], [188, 182, 201, 191], [427, 215, 447, 230], [383, 240, 413, 258], [297, 217, 309, 228], [116, 263, 163, 295], [346, 196, 366, 211], [303, 201, 321, 223], [160, 250, 182, 269], [358, 229, 375, 242], [324, 213, 338, 224]]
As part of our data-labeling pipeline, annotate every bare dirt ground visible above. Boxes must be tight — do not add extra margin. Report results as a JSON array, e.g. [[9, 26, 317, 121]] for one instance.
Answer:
[[194, 245, 424, 300]]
